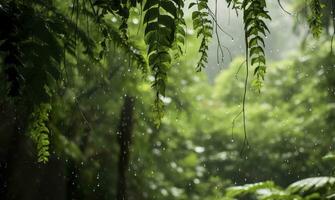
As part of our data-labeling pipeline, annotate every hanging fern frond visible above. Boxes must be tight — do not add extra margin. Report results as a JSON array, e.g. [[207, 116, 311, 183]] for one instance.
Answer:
[[28, 103, 52, 163], [172, 0, 186, 59], [242, 0, 271, 91], [0, 0, 97, 101], [189, 0, 213, 72], [93, 0, 132, 39], [308, 0, 323, 39], [143, 0, 180, 125]]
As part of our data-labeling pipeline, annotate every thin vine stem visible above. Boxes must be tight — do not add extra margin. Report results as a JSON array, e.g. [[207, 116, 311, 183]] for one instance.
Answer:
[[241, 7, 249, 154], [232, 110, 242, 140], [209, 11, 233, 62], [331, 0, 335, 54], [235, 60, 246, 80], [207, 7, 234, 40], [214, 0, 224, 64]]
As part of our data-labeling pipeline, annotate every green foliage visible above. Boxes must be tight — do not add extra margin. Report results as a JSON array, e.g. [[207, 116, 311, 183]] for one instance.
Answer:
[[242, 0, 271, 91], [292, 0, 334, 44], [28, 103, 52, 163], [189, 0, 213, 71], [2, 0, 332, 134], [54, 133, 85, 161], [323, 152, 335, 162], [93, 0, 134, 38], [288, 177, 335, 197], [308, 0, 323, 38], [209, 41, 335, 186], [224, 177, 335, 200], [225, 181, 277, 198], [99, 22, 148, 73], [226, 0, 242, 9], [172, 0, 186, 58], [143, 0, 183, 124], [1, 0, 335, 199]]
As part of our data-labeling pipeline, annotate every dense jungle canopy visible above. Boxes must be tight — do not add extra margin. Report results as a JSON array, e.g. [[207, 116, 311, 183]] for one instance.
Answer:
[[0, 0, 335, 199]]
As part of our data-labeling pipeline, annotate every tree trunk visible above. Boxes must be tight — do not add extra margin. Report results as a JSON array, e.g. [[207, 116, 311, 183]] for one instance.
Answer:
[[116, 96, 135, 200]]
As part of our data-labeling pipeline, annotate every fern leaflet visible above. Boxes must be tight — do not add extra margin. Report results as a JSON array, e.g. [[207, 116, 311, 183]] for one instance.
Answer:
[[143, 0, 181, 125], [190, 0, 213, 72], [242, 0, 271, 91], [28, 103, 52, 163]]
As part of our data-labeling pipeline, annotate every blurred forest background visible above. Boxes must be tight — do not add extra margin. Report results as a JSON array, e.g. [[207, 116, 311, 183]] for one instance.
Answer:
[[0, 0, 335, 199]]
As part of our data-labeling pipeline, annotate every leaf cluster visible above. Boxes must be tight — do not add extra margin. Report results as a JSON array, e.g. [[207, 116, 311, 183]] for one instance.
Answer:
[[307, 0, 323, 39], [189, 0, 213, 72], [224, 177, 335, 200], [242, 0, 271, 91], [143, 0, 185, 124], [27, 103, 52, 163]]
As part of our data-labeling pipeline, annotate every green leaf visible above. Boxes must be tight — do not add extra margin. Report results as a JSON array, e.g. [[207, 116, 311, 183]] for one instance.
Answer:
[[160, 0, 177, 17], [144, 0, 159, 11], [159, 14, 175, 27], [144, 7, 159, 22]]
